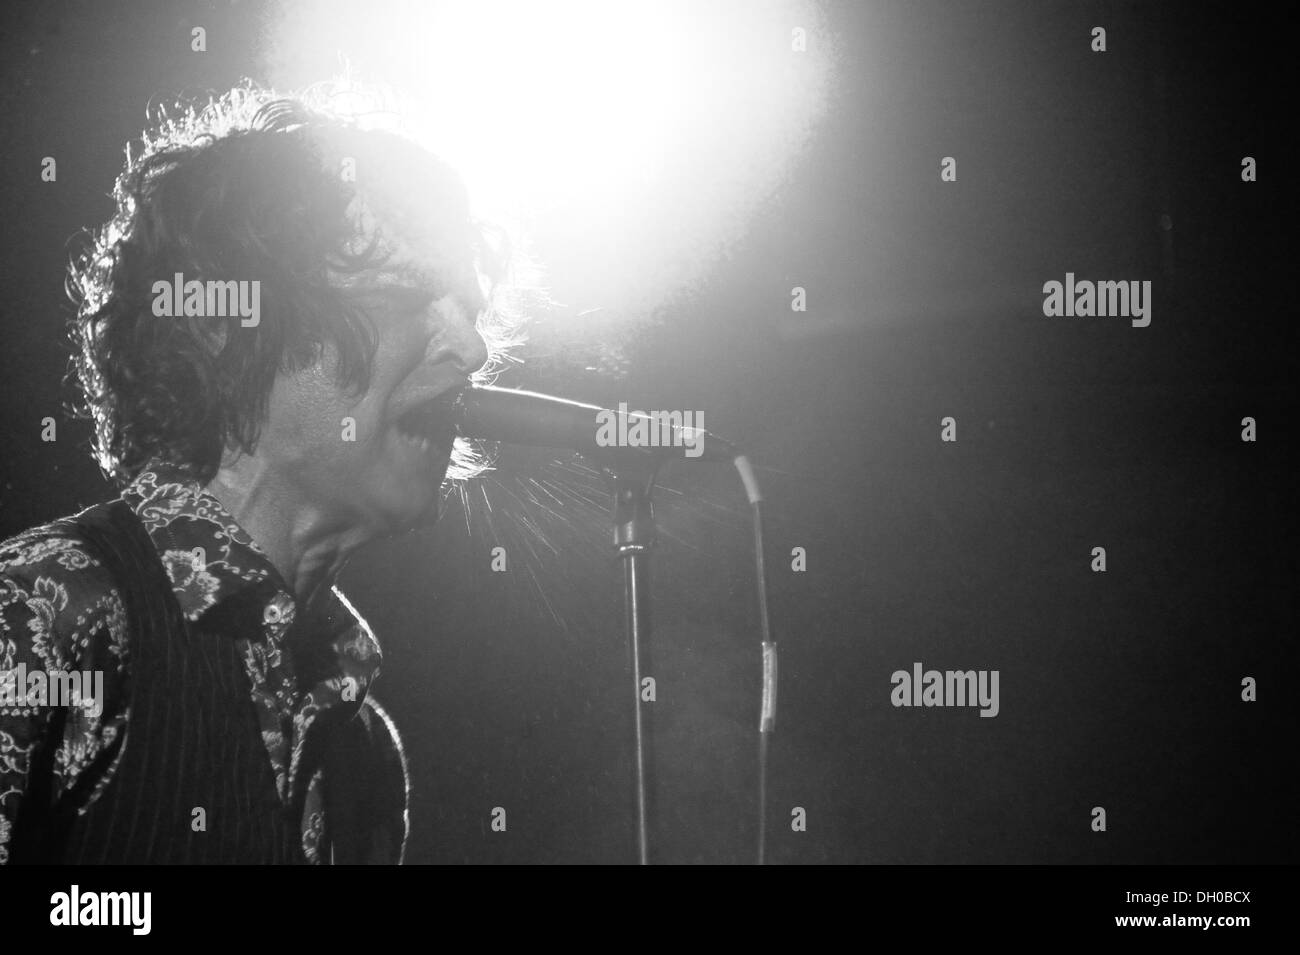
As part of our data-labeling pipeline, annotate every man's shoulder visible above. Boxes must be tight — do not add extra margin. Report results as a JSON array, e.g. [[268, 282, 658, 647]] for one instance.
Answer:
[[0, 504, 131, 670], [0, 502, 128, 591]]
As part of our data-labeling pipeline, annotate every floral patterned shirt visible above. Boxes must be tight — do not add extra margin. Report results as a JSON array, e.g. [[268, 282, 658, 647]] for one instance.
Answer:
[[0, 463, 407, 864]]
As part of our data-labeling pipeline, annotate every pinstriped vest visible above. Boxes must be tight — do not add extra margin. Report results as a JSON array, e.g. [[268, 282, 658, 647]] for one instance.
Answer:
[[10, 500, 304, 864]]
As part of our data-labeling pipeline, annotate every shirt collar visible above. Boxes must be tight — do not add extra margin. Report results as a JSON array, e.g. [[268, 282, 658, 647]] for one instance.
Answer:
[[119, 461, 382, 697]]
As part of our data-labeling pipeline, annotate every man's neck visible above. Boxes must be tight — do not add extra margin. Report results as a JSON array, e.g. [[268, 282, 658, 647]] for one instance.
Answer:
[[204, 459, 369, 612]]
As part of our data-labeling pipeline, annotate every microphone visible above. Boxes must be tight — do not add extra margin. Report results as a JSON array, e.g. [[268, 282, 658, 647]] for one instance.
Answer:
[[453, 385, 740, 463]]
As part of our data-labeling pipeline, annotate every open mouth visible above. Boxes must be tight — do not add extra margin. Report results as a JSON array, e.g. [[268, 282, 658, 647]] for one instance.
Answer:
[[393, 388, 462, 456]]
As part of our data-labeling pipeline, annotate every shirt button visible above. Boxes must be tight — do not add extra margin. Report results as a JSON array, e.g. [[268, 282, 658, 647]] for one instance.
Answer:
[[263, 599, 290, 625]]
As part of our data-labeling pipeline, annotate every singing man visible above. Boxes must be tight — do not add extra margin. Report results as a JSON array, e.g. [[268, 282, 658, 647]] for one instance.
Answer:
[[0, 84, 515, 864]]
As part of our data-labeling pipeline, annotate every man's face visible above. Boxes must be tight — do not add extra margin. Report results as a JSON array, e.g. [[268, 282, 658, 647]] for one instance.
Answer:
[[252, 154, 490, 539]]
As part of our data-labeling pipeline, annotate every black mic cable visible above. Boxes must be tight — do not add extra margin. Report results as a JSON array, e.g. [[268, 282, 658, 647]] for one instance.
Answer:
[[734, 454, 776, 866]]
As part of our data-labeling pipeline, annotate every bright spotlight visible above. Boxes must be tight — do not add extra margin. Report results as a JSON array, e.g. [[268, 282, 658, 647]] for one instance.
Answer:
[[268, 0, 834, 318]]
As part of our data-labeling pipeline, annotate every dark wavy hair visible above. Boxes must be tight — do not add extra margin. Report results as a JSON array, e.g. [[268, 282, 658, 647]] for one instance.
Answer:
[[67, 81, 524, 486]]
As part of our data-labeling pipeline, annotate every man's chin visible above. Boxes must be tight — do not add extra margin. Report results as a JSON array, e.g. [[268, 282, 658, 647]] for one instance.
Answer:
[[388, 466, 451, 532]]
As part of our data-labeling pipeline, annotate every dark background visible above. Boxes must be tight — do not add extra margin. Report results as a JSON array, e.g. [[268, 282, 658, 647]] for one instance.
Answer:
[[0, 0, 1292, 863]]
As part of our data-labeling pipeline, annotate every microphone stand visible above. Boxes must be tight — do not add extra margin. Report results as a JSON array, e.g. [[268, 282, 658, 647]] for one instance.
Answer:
[[597, 454, 661, 866], [456, 385, 775, 864]]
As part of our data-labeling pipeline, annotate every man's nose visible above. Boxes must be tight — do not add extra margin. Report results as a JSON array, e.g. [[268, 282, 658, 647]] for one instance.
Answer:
[[430, 296, 490, 376]]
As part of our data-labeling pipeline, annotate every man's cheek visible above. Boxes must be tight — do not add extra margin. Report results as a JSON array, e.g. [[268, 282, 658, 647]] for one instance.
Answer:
[[335, 412, 389, 449]]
